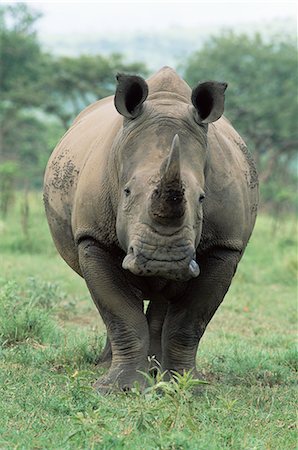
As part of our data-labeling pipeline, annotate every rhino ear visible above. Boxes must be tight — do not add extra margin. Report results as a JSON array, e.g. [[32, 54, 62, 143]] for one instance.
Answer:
[[191, 81, 228, 124], [114, 73, 148, 119]]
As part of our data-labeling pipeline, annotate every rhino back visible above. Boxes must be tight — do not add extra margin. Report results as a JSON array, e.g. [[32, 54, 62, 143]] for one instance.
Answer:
[[44, 96, 121, 274]]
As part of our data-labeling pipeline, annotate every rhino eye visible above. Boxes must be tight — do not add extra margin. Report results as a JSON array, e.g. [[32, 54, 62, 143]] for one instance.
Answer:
[[124, 187, 131, 197]]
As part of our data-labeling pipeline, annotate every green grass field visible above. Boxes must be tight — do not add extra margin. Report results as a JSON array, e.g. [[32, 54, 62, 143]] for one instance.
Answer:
[[0, 192, 297, 449]]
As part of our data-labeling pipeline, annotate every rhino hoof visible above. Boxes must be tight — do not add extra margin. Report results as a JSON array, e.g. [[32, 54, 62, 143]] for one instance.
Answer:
[[93, 367, 147, 394]]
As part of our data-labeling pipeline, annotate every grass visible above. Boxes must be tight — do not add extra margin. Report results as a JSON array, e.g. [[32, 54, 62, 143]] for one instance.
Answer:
[[0, 191, 297, 449]]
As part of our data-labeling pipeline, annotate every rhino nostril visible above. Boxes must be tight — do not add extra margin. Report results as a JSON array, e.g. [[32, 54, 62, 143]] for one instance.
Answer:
[[127, 246, 136, 257], [199, 193, 206, 203]]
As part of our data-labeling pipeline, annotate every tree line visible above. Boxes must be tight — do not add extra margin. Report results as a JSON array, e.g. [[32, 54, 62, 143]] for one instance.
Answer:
[[0, 3, 297, 214]]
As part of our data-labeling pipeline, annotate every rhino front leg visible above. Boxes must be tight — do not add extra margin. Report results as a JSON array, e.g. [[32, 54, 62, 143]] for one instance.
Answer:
[[96, 297, 168, 370], [78, 238, 149, 393], [162, 249, 240, 376], [96, 336, 112, 368], [96, 297, 168, 371]]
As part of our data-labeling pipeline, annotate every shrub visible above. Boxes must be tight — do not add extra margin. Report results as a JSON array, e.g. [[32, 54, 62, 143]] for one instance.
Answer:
[[0, 279, 63, 347]]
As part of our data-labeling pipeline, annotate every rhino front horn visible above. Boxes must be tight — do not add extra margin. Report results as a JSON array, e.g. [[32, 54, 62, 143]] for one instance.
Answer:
[[150, 134, 185, 224], [160, 134, 181, 184]]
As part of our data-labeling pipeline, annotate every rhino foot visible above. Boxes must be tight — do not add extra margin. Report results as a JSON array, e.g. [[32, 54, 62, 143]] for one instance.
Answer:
[[93, 365, 148, 394], [95, 338, 112, 368]]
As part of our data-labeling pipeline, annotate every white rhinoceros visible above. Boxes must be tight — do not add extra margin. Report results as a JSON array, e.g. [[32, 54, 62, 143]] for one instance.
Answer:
[[44, 67, 258, 392]]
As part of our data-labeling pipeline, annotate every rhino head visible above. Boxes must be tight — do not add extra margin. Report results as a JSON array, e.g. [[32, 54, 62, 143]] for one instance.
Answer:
[[113, 70, 227, 281]]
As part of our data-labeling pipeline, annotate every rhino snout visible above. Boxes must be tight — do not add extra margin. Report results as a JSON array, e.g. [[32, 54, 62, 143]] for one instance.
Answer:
[[122, 244, 200, 280]]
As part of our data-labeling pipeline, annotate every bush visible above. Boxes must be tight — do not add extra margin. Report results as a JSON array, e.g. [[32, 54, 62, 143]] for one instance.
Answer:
[[0, 279, 63, 347]]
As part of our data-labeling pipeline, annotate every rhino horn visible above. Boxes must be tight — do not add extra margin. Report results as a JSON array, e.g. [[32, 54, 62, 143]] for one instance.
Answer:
[[160, 134, 181, 184], [150, 134, 185, 224]]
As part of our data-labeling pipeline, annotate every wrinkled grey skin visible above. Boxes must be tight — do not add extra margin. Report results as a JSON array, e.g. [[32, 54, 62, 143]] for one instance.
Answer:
[[44, 67, 258, 392]]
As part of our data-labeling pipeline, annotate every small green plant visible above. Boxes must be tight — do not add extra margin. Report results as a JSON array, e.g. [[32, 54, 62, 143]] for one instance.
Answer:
[[0, 279, 63, 347], [68, 407, 107, 442], [61, 368, 96, 413], [26, 277, 66, 311], [127, 368, 209, 433], [151, 370, 208, 431]]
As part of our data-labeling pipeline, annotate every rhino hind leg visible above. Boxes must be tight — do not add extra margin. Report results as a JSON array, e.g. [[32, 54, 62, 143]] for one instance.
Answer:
[[78, 238, 149, 393]]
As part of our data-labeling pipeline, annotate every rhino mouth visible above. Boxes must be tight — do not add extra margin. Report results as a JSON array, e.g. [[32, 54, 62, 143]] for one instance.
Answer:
[[122, 238, 200, 281]]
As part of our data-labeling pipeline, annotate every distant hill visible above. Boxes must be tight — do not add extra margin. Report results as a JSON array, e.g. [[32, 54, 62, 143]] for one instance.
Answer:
[[40, 19, 295, 72]]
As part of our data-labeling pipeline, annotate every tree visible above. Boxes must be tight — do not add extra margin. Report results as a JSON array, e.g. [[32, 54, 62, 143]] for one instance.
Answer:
[[0, 3, 49, 171], [184, 32, 298, 192], [0, 3, 148, 188], [43, 53, 148, 129], [0, 3, 45, 109]]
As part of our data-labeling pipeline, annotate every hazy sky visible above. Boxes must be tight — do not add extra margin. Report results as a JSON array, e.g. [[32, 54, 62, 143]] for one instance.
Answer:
[[23, 1, 297, 35]]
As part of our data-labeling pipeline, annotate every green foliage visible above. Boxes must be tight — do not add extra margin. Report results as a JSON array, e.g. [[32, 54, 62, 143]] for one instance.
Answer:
[[0, 191, 53, 253], [184, 31, 298, 209], [0, 111, 50, 181], [0, 4, 58, 189], [0, 279, 62, 347], [43, 53, 148, 128], [0, 3, 43, 105], [0, 160, 18, 216]]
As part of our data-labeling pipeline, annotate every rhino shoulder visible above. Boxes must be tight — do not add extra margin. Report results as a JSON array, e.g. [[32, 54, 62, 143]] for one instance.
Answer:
[[70, 133, 120, 249], [203, 117, 258, 250], [208, 117, 258, 190]]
